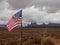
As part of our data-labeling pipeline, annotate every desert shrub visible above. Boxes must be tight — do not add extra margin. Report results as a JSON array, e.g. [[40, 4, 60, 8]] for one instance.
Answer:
[[28, 38, 41, 45], [0, 39, 5, 42], [55, 35, 60, 39], [43, 39, 55, 45], [0, 39, 7, 45], [31, 38, 41, 44], [22, 36, 28, 42], [0, 43, 4, 45], [30, 37, 34, 39], [50, 34, 54, 37], [7, 39, 17, 45]]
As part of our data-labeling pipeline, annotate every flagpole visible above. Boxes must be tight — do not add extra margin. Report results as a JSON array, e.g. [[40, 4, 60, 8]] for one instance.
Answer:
[[20, 21, 23, 45], [20, 10, 23, 45]]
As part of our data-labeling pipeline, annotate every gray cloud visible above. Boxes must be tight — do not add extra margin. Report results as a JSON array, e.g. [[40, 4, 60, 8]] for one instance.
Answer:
[[31, 0, 60, 13], [7, 0, 60, 13], [0, 0, 60, 24], [7, 0, 33, 9], [32, 0, 60, 8], [41, 7, 59, 13], [0, 0, 4, 2], [23, 6, 60, 25]]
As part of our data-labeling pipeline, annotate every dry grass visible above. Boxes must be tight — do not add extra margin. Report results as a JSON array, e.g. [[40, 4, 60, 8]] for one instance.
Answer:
[[0, 27, 59, 45]]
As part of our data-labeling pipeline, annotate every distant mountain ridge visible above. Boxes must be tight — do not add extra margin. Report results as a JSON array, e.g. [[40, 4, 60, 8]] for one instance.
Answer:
[[27, 23, 60, 28], [47, 23, 60, 26], [0, 24, 6, 28], [0, 23, 60, 28]]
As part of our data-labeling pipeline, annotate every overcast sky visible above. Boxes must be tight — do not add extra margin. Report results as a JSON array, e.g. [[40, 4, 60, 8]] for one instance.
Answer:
[[0, 0, 60, 25]]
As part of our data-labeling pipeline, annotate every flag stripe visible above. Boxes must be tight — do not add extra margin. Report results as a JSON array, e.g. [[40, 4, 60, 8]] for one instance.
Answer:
[[6, 10, 22, 31], [7, 18, 22, 31], [7, 23, 18, 31]]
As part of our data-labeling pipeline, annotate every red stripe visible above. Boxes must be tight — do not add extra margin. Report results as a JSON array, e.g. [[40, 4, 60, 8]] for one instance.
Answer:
[[7, 18, 22, 31], [7, 23, 18, 31]]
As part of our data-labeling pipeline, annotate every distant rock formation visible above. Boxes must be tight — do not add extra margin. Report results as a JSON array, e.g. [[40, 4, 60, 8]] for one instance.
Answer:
[[0, 23, 60, 28], [27, 22, 60, 28]]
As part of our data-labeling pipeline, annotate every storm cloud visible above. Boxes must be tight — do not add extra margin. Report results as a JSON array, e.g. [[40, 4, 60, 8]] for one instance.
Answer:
[[23, 6, 60, 25], [7, 0, 34, 9], [7, 0, 60, 13], [0, 0, 60, 25], [0, 0, 4, 2]]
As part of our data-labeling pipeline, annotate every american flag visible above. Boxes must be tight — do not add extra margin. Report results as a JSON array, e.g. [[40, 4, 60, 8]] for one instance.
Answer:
[[6, 10, 22, 31]]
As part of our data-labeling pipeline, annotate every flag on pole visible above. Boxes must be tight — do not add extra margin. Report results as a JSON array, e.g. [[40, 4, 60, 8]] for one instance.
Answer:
[[6, 10, 22, 31]]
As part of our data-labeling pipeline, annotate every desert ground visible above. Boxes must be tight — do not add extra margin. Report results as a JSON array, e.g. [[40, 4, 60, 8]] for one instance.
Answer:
[[0, 27, 60, 45]]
